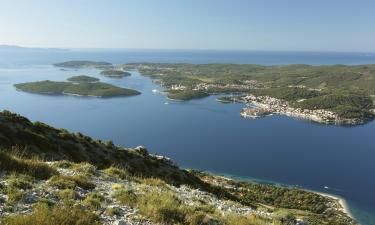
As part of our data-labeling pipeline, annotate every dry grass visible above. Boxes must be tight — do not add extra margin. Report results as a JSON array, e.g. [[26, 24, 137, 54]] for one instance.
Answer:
[[0, 151, 57, 179]]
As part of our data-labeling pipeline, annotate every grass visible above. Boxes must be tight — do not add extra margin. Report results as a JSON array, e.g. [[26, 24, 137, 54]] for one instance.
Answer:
[[6, 188, 25, 204], [112, 188, 138, 207], [7, 174, 33, 190], [137, 190, 185, 224], [57, 189, 77, 201], [0, 151, 57, 179], [1, 202, 102, 225], [141, 178, 168, 187], [105, 207, 121, 216], [82, 192, 105, 210], [103, 166, 130, 180], [47, 174, 95, 190], [70, 162, 97, 176]]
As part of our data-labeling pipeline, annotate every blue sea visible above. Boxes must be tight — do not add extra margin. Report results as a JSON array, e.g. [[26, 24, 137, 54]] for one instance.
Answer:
[[0, 49, 374, 225]]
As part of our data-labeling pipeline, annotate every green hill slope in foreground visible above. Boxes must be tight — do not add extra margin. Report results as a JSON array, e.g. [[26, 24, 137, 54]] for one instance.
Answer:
[[0, 111, 356, 225]]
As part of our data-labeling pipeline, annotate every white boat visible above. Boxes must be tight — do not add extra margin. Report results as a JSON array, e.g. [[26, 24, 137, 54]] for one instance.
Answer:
[[152, 89, 159, 93]]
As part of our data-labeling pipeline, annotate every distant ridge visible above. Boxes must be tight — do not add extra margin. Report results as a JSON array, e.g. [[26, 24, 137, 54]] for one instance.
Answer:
[[0, 44, 68, 51]]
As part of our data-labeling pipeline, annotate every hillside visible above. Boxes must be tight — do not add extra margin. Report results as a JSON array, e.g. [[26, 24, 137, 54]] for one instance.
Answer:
[[0, 111, 357, 225]]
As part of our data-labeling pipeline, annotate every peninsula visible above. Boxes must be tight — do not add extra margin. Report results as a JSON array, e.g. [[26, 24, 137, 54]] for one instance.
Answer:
[[122, 63, 375, 125], [0, 110, 357, 225], [14, 76, 140, 98]]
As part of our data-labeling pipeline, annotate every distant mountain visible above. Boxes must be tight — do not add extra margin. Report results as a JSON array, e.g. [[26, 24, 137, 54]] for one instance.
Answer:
[[0, 44, 68, 51]]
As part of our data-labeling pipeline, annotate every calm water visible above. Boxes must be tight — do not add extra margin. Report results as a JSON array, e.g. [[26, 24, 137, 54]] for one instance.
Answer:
[[0, 49, 374, 225]]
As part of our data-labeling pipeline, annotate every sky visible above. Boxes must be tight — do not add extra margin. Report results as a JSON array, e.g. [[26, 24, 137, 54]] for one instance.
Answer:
[[0, 0, 374, 52]]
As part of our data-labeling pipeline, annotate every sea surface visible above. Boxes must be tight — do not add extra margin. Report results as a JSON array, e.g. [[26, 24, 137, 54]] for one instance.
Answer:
[[0, 49, 374, 225]]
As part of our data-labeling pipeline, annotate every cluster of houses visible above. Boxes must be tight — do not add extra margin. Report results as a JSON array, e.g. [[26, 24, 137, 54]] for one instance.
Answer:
[[240, 94, 342, 124]]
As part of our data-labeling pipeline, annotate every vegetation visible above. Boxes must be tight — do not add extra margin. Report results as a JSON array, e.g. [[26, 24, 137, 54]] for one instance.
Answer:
[[82, 192, 105, 210], [53, 60, 112, 68], [294, 92, 373, 118], [124, 63, 375, 121], [167, 90, 209, 101], [100, 70, 131, 78], [0, 110, 357, 225], [67, 75, 99, 83], [14, 79, 141, 98], [47, 174, 95, 190], [1, 203, 102, 225], [103, 166, 130, 180], [0, 151, 57, 179], [251, 87, 323, 101], [112, 188, 138, 207]]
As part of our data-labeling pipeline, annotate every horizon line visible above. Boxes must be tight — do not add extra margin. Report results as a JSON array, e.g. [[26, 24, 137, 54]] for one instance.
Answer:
[[1, 44, 375, 54]]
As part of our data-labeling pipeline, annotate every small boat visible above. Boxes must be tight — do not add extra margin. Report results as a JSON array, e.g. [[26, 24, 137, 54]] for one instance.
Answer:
[[164, 102, 169, 105], [152, 89, 159, 93], [324, 186, 329, 189]]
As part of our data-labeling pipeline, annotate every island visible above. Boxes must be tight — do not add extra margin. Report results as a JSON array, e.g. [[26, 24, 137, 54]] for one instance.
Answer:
[[67, 75, 100, 83], [53, 60, 112, 69], [100, 70, 131, 78], [0, 110, 357, 225], [14, 76, 140, 98], [122, 63, 375, 125]]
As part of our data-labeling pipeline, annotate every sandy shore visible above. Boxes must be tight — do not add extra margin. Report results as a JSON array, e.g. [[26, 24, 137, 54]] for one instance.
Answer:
[[315, 191, 354, 219]]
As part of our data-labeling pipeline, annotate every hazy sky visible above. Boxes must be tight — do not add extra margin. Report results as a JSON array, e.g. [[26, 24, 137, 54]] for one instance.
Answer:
[[0, 0, 374, 52]]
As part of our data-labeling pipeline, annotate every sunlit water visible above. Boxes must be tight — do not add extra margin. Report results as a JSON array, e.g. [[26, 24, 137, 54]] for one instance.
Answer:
[[0, 49, 374, 224]]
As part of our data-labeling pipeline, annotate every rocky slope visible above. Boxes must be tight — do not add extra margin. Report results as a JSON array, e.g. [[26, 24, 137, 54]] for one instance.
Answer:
[[0, 111, 357, 225]]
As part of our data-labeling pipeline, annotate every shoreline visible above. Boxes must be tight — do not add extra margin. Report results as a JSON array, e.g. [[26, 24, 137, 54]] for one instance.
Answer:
[[206, 171, 355, 220], [314, 191, 354, 219], [222, 94, 370, 125]]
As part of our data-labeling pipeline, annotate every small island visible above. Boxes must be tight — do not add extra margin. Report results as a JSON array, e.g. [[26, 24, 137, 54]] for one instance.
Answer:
[[14, 76, 140, 98], [100, 70, 131, 78], [167, 89, 209, 101], [54, 60, 112, 68], [67, 75, 100, 83]]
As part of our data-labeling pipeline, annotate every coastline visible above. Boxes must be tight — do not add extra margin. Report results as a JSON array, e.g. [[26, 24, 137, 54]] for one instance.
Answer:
[[228, 94, 370, 125], [314, 191, 354, 219], [206, 171, 355, 221]]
